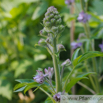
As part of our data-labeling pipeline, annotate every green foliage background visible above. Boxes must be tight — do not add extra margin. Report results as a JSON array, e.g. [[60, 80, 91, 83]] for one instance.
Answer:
[[0, 0, 103, 103]]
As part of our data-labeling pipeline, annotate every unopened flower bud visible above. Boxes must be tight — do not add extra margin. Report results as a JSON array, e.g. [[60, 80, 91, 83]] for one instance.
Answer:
[[51, 19, 56, 24], [52, 26, 58, 33], [78, 33, 86, 39], [57, 44, 65, 52], [56, 18, 62, 25], [38, 39, 47, 46], [46, 38, 51, 44], [45, 12, 50, 17], [61, 59, 71, 67], [45, 22, 51, 27], [50, 14, 54, 18], [54, 15, 59, 19], [58, 25, 65, 33], [45, 16, 51, 21], [39, 29, 48, 36]]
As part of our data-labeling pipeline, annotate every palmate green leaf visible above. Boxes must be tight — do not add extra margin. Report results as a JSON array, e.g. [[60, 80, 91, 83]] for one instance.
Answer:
[[71, 48, 80, 61], [73, 51, 103, 66], [32, 1, 48, 20], [65, 72, 95, 92]]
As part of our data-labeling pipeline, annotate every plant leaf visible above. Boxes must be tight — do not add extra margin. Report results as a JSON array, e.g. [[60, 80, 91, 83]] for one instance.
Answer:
[[71, 48, 80, 61], [14, 86, 26, 92], [32, 1, 48, 20], [65, 72, 95, 92], [24, 82, 39, 94], [73, 51, 103, 66], [15, 79, 34, 83]]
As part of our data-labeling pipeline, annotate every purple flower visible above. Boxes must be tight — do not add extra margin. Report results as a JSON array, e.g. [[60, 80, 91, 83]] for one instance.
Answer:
[[53, 92, 61, 102], [99, 41, 103, 52], [44, 67, 54, 79], [77, 11, 91, 23], [65, 0, 74, 5], [33, 70, 45, 84], [71, 39, 82, 49]]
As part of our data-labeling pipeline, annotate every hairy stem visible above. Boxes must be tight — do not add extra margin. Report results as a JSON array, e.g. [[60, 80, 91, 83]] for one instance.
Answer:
[[52, 37, 61, 92]]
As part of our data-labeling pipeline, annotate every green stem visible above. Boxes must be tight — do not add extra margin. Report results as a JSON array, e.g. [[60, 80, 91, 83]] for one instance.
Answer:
[[46, 78, 56, 94], [80, 46, 97, 92], [83, 24, 100, 93], [52, 37, 61, 92], [39, 87, 56, 103], [99, 57, 102, 74], [78, 81, 96, 94], [80, 0, 85, 11], [63, 67, 75, 90]]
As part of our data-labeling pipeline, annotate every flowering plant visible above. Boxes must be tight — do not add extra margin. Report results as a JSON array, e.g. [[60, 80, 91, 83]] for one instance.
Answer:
[[14, 5, 103, 103]]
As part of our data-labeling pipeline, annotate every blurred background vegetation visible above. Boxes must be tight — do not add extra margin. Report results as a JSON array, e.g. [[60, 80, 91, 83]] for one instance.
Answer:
[[0, 0, 103, 103]]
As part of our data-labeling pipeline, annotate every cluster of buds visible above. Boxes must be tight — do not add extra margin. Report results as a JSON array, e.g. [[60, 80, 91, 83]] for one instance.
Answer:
[[41, 6, 65, 35], [33, 67, 53, 84]]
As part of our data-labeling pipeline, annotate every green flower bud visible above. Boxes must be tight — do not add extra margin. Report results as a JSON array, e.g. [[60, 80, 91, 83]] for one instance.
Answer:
[[57, 44, 65, 52], [54, 11, 59, 15], [51, 19, 56, 24], [56, 18, 62, 25], [50, 14, 54, 18], [52, 26, 58, 33], [45, 12, 50, 17], [38, 39, 47, 46], [39, 29, 48, 36], [45, 22, 51, 27], [61, 59, 71, 67], [45, 16, 51, 21], [43, 18, 46, 24], [54, 15, 59, 19], [46, 37, 52, 44], [58, 25, 65, 32]]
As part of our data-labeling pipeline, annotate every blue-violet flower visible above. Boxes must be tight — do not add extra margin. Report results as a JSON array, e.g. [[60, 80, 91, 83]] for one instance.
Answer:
[[99, 41, 103, 52], [77, 11, 91, 23], [44, 67, 54, 79], [65, 0, 74, 5], [53, 92, 61, 102], [71, 39, 82, 49], [33, 70, 44, 84]]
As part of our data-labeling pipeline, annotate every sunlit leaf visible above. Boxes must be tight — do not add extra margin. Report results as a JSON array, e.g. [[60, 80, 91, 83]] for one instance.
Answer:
[[32, 2, 48, 20]]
